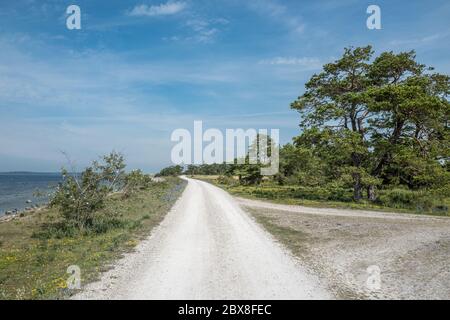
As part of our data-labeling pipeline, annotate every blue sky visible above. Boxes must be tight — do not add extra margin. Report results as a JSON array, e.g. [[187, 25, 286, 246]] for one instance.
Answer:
[[0, 0, 449, 172]]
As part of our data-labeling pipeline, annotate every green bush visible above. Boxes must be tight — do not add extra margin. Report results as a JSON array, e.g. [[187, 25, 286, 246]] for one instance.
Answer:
[[123, 169, 153, 197], [230, 182, 445, 214], [32, 222, 78, 239], [235, 184, 353, 202], [377, 188, 448, 214], [49, 152, 126, 232]]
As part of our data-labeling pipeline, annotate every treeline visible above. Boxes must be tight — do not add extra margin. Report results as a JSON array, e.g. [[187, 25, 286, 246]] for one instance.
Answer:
[[157, 46, 449, 212], [156, 163, 230, 176], [157, 159, 266, 185], [157, 134, 274, 184]]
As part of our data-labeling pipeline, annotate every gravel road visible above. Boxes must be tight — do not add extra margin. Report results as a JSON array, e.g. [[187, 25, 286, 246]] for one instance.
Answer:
[[74, 177, 331, 299], [239, 198, 450, 299]]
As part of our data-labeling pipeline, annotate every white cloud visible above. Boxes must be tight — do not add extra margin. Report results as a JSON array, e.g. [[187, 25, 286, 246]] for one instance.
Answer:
[[389, 33, 448, 47], [128, 1, 187, 17], [259, 57, 322, 69], [247, 0, 305, 34], [212, 18, 230, 25], [185, 19, 218, 43], [164, 18, 228, 43]]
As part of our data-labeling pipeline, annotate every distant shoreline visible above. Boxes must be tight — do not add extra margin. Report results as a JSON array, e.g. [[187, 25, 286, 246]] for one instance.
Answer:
[[0, 172, 63, 175], [0, 172, 62, 217]]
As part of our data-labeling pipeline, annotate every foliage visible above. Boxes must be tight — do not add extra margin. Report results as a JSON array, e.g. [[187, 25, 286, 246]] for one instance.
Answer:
[[290, 46, 449, 201], [185, 163, 229, 176], [376, 188, 448, 214], [49, 152, 156, 233], [156, 165, 184, 177], [50, 152, 126, 231], [123, 169, 154, 198]]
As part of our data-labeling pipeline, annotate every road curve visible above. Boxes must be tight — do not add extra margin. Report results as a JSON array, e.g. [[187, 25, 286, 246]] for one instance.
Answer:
[[75, 177, 331, 299]]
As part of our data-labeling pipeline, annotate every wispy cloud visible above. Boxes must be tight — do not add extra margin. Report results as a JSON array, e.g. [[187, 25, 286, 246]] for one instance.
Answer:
[[0, 32, 305, 171], [389, 33, 449, 47], [128, 1, 187, 17], [164, 18, 229, 43], [186, 19, 217, 43], [259, 57, 322, 70], [247, 0, 305, 34]]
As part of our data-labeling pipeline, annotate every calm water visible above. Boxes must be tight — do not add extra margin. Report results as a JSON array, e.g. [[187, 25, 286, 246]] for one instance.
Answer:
[[0, 173, 62, 216]]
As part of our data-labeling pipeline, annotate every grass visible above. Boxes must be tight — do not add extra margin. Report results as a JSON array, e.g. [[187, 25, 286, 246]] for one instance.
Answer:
[[0, 177, 186, 300], [193, 175, 449, 216]]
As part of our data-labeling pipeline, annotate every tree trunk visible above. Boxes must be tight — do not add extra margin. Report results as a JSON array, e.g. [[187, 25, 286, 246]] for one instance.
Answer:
[[367, 185, 376, 201], [352, 172, 362, 201]]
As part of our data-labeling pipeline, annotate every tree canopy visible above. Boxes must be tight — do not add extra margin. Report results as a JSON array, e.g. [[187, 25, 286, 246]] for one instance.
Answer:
[[291, 46, 449, 200]]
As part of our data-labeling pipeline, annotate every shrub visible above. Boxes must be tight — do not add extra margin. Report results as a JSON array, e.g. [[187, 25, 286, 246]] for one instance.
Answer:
[[32, 222, 78, 239], [49, 152, 126, 231], [123, 170, 153, 198], [376, 188, 448, 213]]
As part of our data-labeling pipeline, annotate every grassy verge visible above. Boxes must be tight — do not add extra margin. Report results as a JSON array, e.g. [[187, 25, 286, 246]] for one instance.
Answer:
[[0, 177, 186, 300], [193, 175, 449, 216]]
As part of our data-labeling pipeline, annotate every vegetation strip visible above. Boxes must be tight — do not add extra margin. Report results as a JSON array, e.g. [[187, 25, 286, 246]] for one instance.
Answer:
[[0, 153, 186, 300]]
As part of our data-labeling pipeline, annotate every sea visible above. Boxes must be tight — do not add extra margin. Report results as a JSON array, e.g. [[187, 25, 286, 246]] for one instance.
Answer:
[[0, 172, 62, 216]]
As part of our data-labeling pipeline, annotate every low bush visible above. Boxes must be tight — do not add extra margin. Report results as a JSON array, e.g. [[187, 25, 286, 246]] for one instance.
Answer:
[[122, 169, 154, 198], [49, 152, 126, 232], [236, 184, 353, 202], [48, 152, 157, 234], [376, 188, 448, 214], [224, 181, 448, 215], [32, 222, 79, 239]]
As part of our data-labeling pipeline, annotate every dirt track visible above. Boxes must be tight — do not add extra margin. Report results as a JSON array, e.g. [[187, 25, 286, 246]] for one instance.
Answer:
[[74, 177, 331, 299], [75, 178, 450, 300], [239, 198, 450, 299]]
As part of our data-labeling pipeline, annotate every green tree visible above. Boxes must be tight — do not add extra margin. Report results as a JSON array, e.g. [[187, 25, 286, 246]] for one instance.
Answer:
[[291, 46, 449, 201], [278, 143, 327, 186], [366, 51, 450, 190], [291, 46, 373, 200]]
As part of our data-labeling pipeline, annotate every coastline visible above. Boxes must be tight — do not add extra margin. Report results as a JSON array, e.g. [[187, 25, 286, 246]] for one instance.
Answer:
[[0, 172, 61, 217], [0, 177, 186, 299], [0, 204, 47, 222]]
